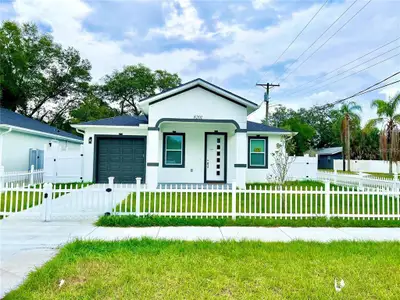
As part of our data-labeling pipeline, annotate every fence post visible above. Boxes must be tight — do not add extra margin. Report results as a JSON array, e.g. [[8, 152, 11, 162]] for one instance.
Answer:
[[231, 182, 237, 220], [107, 177, 114, 214], [394, 172, 399, 195], [136, 177, 142, 216], [0, 165, 4, 190], [29, 164, 34, 186], [358, 172, 363, 190], [324, 180, 330, 220], [42, 183, 53, 222], [333, 169, 337, 185]]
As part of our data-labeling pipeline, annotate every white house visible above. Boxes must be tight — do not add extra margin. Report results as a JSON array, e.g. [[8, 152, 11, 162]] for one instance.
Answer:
[[0, 108, 83, 172], [72, 78, 292, 188]]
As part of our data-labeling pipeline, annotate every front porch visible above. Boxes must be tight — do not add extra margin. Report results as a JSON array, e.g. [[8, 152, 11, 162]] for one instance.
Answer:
[[146, 119, 248, 189]]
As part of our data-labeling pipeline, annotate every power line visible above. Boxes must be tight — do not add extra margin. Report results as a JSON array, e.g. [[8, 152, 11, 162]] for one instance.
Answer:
[[256, 0, 329, 85], [304, 52, 400, 96], [278, 0, 372, 84], [270, 0, 359, 84], [284, 36, 400, 96], [316, 70, 400, 108], [288, 43, 400, 96]]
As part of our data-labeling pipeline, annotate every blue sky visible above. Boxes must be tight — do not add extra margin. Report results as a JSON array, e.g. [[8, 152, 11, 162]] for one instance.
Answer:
[[1, 0, 399, 124]]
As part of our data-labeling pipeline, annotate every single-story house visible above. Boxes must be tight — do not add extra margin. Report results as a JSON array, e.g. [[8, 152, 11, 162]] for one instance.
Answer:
[[0, 108, 83, 172], [317, 147, 343, 169], [72, 78, 292, 188]]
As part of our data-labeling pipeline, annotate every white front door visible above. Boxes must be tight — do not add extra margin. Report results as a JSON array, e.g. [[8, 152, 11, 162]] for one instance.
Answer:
[[205, 134, 226, 182]]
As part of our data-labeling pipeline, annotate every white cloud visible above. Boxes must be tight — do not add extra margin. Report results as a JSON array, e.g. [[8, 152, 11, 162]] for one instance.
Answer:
[[252, 0, 273, 10], [13, 0, 205, 81], [148, 0, 212, 41], [379, 86, 400, 100]]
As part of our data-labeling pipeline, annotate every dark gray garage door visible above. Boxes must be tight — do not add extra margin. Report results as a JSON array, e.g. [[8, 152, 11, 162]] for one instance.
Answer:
[[96, 137, 146, 183]]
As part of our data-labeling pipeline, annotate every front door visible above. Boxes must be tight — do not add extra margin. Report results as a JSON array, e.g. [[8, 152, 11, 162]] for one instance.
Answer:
[[205, 133, 226, 182]]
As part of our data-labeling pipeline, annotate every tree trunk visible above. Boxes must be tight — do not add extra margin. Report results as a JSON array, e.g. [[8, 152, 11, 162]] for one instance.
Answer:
[[346, 116, 351, 172], [389, 142, 393, 174]]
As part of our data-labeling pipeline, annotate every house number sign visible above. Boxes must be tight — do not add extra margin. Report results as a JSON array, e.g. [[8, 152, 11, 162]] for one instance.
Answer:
[[193, 115, 203, 119]]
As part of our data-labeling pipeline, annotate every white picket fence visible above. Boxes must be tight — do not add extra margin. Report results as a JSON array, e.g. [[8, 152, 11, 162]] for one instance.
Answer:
[[0, 165, 44, 188], [1, 178, 399, 221], [317, 170, 399, 191]]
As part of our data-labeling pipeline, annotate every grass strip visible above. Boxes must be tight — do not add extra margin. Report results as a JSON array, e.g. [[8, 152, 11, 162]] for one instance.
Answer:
[[96, 215, 400, 228]]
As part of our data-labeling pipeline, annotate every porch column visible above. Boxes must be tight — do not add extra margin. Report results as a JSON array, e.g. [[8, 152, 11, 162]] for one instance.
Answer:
[[146, 129, 159, 189], [235, 131, 247, 189]]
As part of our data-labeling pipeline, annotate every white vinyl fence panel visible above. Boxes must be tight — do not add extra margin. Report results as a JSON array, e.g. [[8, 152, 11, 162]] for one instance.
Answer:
[[44, 143, 84, 183], [287, 154, 318, 180], [1, 178, 399, 221], [334, 159, 400, 174]]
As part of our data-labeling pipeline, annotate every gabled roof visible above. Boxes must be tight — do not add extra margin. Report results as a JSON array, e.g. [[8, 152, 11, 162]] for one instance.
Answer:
[[76, 115, 148, 127], [0, 108, 82, 142], [138, 78, 259, 115], [317, 147, 343, 155], [247, 121, 291, 133]]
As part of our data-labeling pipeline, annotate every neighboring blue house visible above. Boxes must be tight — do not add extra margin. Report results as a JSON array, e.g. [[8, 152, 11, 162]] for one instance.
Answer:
[[0, 108, 83, 172], [317, 147, 343, 169]]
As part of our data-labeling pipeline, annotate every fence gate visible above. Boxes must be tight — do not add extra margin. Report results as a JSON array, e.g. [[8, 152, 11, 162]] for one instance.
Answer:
[[42, 182, 132, 221]]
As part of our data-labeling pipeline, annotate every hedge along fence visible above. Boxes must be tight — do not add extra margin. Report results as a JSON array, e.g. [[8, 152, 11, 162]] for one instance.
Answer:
[[114, 179, 400, 220]]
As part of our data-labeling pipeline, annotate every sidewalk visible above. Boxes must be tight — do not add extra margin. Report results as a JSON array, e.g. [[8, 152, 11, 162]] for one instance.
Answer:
[[1, 218, 400, 297]]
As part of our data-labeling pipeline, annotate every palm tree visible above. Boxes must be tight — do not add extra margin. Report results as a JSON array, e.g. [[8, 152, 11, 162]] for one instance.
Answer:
[[366, 92, 400, 174], [339, 101, 362, 172]]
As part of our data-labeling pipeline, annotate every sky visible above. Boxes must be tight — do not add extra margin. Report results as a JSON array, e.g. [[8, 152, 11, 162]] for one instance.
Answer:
[[1, 0, 399, 125]]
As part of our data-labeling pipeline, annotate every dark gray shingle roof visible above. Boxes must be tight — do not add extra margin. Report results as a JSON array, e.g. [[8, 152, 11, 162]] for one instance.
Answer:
[[78, 115, 148, 126], [317, 147, 343, 155], [0, 108, 82, 141], [247, 121, 291, 133]]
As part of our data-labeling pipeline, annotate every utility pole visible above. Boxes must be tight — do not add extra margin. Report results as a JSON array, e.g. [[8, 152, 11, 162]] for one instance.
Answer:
[[256, 83, 280, 125]]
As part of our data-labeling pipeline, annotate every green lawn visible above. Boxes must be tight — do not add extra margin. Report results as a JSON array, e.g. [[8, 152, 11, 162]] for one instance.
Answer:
[[366, 172, 395, 180], [115, 181, 399, 218], [319, 169, 396, 180], [0, 182, 92, 215], [319, 169, 357, 175], [5, 239, 400, 299], [97, 215, 400, 228]]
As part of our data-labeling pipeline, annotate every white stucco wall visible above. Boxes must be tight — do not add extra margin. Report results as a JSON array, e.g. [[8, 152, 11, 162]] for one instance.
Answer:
[[157, 123, 237, 184], [81, 126, 148, 182], [148, 87, 248, 129], [0, 129, 82, 172]]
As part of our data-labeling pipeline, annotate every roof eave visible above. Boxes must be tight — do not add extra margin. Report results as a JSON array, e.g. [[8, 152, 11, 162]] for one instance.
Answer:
[[139, 79, 258, 110], [71, 124, 149, 130], [247, 131, 294, 135], [0, 124, 83, 143]]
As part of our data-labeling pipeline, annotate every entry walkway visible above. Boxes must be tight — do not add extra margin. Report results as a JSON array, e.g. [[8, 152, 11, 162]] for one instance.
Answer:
[[1, 218, 400, 297]]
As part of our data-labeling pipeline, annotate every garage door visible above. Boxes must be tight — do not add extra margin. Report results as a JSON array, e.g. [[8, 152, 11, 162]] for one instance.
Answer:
[[96, 137, 146, 183]]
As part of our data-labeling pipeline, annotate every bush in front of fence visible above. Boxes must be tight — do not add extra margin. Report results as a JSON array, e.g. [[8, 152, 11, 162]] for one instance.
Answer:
[[96, 215, 400, 228]]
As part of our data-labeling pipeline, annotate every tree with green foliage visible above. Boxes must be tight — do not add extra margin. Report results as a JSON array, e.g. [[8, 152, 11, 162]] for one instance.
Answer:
[[352, 126, 380, 160], [267, 113, 315, 155], [0, 21, 91, 123], [70, 90, 118, 124], [101, 64, 181, 115], [338, 102, 362, 171], [366, 93, 400, 174]]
